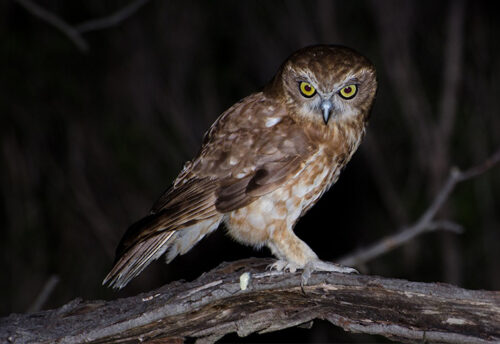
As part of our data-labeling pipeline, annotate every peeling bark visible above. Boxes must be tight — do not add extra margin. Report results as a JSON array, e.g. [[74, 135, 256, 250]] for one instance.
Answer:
[[1, 258, 499, 343]]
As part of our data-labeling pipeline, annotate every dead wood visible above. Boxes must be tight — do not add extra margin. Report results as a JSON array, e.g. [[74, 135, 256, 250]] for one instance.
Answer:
[[1, 258, 499, 344]]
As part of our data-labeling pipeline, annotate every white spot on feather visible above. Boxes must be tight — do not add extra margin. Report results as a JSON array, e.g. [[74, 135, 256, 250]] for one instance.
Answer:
[[265, 117, 281, 127], [292, 181, 309, 198], [259, 198, 274, 213], [229, 156, 238, 165], [248, 213, 265, 230]]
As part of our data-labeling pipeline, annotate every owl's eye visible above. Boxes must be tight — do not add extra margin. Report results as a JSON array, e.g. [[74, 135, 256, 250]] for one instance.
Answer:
[[339, 84, 358, 99], [299, 81, 316, 98]]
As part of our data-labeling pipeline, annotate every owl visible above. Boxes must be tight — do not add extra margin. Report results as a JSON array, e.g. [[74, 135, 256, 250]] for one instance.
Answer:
[[103, 45, 377, 289]]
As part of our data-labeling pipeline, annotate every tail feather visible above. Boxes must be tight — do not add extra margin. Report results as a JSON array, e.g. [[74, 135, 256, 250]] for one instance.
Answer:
[[102, 230, 175, 289], [103, 177, 222, 289], [103, 215, 223, 289]]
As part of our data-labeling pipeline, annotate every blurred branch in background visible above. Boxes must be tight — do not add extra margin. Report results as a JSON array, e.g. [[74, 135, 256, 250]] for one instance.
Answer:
[[369, 0, 467, 285], [14, 0, 88, 51], [26, 275, 59, 313], [340, 147, 500, 268], [75, 0, 150, 34], [14, 0, 150, 53]]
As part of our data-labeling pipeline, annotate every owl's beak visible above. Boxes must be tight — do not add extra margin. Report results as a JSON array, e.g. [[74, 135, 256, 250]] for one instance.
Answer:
[[320, 99, 333, 124]]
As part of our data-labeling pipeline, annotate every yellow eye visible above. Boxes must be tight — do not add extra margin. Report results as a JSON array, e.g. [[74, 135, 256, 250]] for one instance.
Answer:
[[299, 81, 316, 98], [339, 84, 358, 99]]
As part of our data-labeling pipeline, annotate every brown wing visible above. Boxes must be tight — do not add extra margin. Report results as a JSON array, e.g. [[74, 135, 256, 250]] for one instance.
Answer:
[[189, 93, 314, 212], [116, 177, 219, 258], [215, 154, 306, 212], [148, 92, 313, 214], [104, 92, 314, 288]]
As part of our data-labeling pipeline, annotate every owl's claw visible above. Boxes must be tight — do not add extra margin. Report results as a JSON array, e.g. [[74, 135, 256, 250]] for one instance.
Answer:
[[267, 259, 358, 287], [301, 260, 358, 287], [267, 259, 300, 273]]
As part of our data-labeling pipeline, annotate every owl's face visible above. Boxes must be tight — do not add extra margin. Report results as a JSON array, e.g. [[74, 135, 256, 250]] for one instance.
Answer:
[[266, 45, 377, 126]]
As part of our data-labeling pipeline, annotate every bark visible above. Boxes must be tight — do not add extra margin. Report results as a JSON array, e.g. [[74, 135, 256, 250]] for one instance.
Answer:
[[1, 258, 499, 344]]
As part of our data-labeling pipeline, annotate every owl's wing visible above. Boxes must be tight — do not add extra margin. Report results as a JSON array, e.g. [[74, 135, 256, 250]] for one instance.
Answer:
[[191, 93, 314, 212], [153, 92, 314, 214], [215, 154, 306, 212], [104, 93, 313, 288], [115, 177, 219, 257]]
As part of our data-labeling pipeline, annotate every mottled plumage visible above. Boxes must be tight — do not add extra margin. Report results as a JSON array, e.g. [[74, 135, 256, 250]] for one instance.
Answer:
[[104, 45, 377, 289]]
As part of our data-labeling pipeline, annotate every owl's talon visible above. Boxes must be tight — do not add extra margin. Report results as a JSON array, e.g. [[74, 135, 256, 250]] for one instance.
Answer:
[[267, 260, 286, 271], [301, 260, 358, 287], [267, 260, 300, 273]]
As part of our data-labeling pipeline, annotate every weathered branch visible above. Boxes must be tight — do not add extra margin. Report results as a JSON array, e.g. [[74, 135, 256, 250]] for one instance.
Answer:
[[1, 258, 499, 344], [339, 148, 500, 267]]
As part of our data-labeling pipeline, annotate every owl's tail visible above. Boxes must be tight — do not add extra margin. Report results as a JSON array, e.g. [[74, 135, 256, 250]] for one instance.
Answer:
[[103, 213, 222, 289]]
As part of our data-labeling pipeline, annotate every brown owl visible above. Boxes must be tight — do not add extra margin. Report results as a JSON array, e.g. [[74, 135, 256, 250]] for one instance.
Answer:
[[103, 45, 377, 289]]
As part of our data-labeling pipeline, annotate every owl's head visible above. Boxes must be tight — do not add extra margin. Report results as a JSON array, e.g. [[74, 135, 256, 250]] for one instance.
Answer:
[[265, 45, 377, 125]]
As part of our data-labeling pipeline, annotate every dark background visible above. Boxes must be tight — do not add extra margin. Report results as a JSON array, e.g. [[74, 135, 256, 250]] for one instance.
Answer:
[[1, 0, 499, 342]]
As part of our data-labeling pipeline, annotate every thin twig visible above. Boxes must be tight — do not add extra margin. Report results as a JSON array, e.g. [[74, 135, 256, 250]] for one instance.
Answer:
[[338, 221, 463, 268], [458, 148, 500, 181], [362, 135, 409, 226], [14, 0, 151, 53], [339, 148, 500, 267], [75, 0, 150, 33], [27, 275, 60, 313], [370, 0, 435, 166], [438, 0, 465, 144], [14, 0, 89, 52]]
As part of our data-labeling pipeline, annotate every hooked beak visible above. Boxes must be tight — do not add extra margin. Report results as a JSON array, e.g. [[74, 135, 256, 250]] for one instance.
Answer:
[[320, 99, 333, 124]]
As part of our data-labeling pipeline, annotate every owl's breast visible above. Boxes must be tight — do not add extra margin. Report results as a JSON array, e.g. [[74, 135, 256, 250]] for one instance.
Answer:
[[297, 120, 366, 215], [224, 149, 333, 244], [290, 147, 342, 218], [224, 119, 366, 245]]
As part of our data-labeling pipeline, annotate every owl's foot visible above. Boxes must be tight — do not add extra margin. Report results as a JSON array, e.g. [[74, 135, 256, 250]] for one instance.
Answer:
[[267, 259, 357, 286], [301, 260, 358, 287], [267, 259, 301, 273]]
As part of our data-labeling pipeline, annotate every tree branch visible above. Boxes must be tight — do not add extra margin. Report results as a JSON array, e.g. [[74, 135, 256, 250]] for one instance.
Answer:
[[370, 0, 435, 166], [339, 148, 500, 267], [14, 0, 89, 52], [14, 0, 150, 53], [1, 258, 498, 344], [26, 275, 60, 313], [75, 0, 150, 34], [438, 0, 465, 145]]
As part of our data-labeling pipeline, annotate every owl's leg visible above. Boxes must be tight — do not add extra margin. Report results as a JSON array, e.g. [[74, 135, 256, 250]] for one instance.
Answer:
[[266, 226, 318, 272], [267, 226, 357, 285]]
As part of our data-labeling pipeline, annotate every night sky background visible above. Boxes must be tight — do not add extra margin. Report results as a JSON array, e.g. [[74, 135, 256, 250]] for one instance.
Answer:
[[1, 1, 499, 342]]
